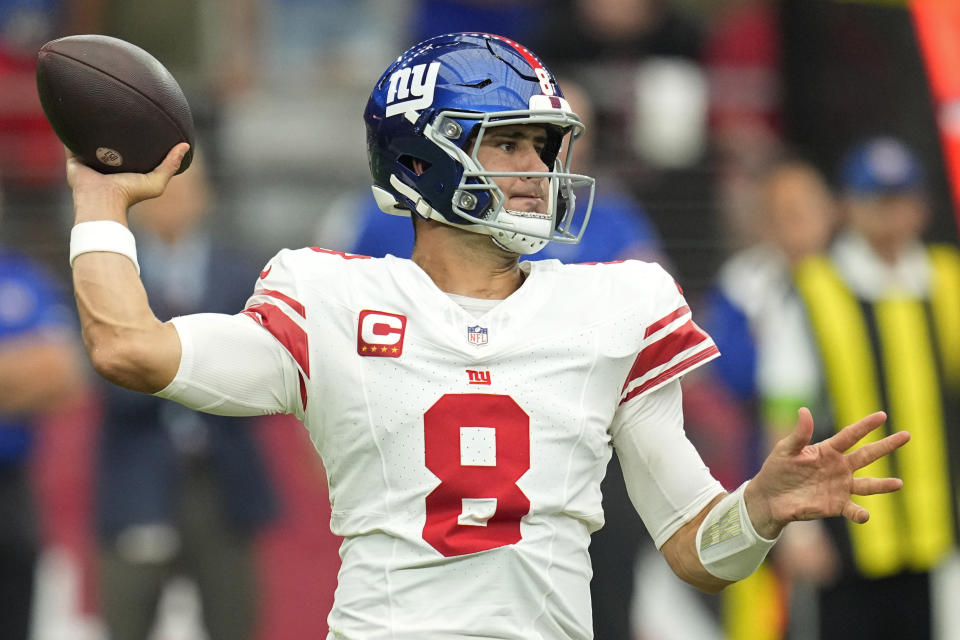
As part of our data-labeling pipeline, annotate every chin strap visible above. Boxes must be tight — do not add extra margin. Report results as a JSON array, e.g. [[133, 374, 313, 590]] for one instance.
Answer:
[[487, 209, 551, 254]]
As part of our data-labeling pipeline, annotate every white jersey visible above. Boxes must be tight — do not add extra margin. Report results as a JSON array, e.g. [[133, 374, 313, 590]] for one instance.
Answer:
[[167, 248, 722, 639]]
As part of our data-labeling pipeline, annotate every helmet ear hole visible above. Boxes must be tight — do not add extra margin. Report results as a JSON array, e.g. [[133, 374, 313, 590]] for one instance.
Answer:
[[399, 155, 431, 176], [540, 126, 564, 167]]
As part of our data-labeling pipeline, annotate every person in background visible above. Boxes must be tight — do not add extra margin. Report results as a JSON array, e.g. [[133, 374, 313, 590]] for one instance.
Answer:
[[760, 136, 960, 640], [93, 155, 278, 640], [705, 155, 838, 469], [696, 154, 839, 640], [0, 182, 84, 640]]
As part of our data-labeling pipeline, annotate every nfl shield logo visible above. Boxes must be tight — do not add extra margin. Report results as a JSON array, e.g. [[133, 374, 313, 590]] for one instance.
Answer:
[[467, 325, 489, 346]]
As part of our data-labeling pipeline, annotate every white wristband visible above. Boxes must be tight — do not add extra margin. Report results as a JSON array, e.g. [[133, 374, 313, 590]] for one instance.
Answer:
[[696, 481, 779, 582], [69, 220, 140, 274]]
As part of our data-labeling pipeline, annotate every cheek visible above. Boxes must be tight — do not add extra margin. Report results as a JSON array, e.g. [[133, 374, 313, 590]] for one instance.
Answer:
[[474, 147, 502, 171], [848, 206, 879, 234], [490, 175, 521, 196]]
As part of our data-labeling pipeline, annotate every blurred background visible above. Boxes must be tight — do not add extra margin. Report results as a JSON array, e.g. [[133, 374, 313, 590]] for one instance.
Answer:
[[1, 1, 959, 639]]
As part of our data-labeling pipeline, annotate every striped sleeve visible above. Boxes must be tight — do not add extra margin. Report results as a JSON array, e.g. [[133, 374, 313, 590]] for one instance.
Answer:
[[243, 250, 311, 412], [619, 271, 720, 405]]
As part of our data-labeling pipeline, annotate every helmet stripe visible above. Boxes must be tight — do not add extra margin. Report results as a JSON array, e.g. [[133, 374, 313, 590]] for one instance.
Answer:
[[483, 34, 546, 73]]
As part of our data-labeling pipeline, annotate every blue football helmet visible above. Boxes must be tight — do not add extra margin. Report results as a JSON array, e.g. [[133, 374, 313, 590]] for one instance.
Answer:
[[364, 32, 595, 254]]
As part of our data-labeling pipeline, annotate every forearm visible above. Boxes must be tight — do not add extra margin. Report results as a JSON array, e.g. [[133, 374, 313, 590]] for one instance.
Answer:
[[71, 189, 179, 392], [660, 493, 730, 593]]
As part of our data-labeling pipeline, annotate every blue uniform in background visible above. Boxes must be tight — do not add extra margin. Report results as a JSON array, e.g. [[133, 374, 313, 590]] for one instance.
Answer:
[[0, 246, 74, 640], [0, 248, 73, 462]]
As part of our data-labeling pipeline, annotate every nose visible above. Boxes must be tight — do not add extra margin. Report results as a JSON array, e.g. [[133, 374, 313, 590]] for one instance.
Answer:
[[519, 145, 548, 173]]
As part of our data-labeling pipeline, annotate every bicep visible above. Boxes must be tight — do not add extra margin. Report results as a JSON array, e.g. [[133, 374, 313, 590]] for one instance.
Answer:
[[155, 312, 300, 417]]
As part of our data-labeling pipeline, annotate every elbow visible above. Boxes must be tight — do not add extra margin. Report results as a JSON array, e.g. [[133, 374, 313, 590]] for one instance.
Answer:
[[83, 326, 158, 392], [695, 578, 729, 595], [665, 554, 730, 594], [84, 329, 131, 386]]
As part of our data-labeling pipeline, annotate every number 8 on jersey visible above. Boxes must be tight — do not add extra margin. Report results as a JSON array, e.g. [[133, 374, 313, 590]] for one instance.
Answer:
[[422, 394, 531, 556]]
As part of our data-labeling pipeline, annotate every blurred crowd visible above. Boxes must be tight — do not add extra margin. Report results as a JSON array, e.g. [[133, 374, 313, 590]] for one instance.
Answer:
[[1, 1, 959, 639]]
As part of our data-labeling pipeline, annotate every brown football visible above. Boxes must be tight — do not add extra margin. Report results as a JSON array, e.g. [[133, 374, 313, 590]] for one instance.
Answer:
[[36, 34, 194, 175]]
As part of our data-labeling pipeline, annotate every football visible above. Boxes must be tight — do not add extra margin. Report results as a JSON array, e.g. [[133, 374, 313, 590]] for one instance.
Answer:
[[36, 34, 194, 175]]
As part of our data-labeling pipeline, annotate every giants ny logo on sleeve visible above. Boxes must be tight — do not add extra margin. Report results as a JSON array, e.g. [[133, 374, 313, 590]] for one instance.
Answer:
[[385, 62, 441, 117], [358, 310, 407, 357]]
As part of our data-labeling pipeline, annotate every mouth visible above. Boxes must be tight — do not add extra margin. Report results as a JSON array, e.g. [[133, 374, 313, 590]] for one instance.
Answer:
[[508, 195, 545, 212]]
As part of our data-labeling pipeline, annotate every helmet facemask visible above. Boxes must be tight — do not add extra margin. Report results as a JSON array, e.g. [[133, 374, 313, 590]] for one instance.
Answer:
[[421, 109, 596, 255]]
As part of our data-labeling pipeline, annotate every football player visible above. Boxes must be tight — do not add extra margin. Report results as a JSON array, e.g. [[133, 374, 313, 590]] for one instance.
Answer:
[[64, 33, 908, 639]]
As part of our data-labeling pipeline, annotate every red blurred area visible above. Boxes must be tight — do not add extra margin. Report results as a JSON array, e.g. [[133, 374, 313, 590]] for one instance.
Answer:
[[31, 393, 341, 639], [0, 42, 64, 189], [911, 0, 960, 239]]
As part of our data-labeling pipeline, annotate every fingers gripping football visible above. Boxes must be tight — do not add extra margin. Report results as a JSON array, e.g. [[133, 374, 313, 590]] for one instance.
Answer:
[[66, 144, 191, 211], [37, 35, 195, 175]]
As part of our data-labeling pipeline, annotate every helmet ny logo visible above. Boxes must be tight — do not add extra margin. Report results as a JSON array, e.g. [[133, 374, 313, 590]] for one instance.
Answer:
[[385, 62, 441, 118]]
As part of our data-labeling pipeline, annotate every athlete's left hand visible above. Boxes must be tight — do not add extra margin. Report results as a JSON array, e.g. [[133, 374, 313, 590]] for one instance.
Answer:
[[744, 408, 909, 539]]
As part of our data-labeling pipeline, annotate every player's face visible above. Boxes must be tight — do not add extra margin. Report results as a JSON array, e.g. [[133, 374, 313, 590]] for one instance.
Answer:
[[844, 191, 928, 259], [474, 124, 549, 213], [764, 165, 836, 264]]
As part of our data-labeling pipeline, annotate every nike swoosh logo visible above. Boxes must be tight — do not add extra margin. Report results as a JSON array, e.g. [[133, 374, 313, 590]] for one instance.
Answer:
[[260, 265, 272, 279]]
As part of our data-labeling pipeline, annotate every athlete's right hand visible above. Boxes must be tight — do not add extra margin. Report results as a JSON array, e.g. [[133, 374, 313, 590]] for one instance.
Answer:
[[66, 143, 191, 219]]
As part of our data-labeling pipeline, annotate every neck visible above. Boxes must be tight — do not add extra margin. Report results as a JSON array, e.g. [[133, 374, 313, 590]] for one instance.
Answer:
[[411, 219, 524, 299], [860, 234, 910, 267]]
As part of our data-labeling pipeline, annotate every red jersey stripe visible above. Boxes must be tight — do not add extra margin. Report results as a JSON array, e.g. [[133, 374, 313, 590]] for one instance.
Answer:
[[622, 319, 709, 393], [243, 303, 310, 377], [644, 305, 691, 339], [297, 372, 308, 411], [258, 289, 306, 318], [620, 345, 720, 405], [309, 247, 371, 259]]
